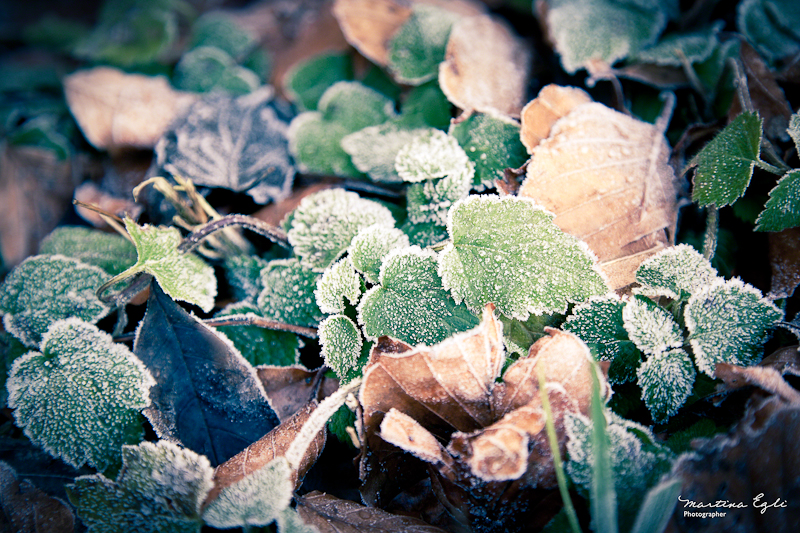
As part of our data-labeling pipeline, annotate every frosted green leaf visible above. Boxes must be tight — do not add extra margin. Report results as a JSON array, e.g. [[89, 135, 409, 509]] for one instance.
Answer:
[[789, 113, 800, 153], [358, 247, 479, 346], [283, 52, 353, 111], [224, 254, 269, 302], [315, 257, 362, 314], [691, 112, 763, 207], [755, 169, 800, 232], [214, 302, 300, 367], [286, 188, 396, 271], [396, 80, 451, 130], [634, 244, 720, 301], [173, 46, 235, 93], [406, 170, 472, 226], [637, 348, 695, 424], [439, 196, 607, 319], [0, 332, 27, 406], [349, 224, 410, 284], [319, 315, 363, 382], [737, 0, 800, 64], [277, 507, 319, 533], [257, 259, 324, 329], [69, 441, 214, 533], [190, 12, 257, 61], [341, 123, 432, 183], [387, 5, 460, 85], [39, 226, 137, 276], [563, 295, 641, 384], [211, 64, 260, 96], [6, 318, 154, 470], [448, 112, 528, 188], [203, 456, 293, 529], [318, 81, 396, 128], [544, 0, 667, 74], [395, 129, 473, 183], [0, 255, 110, 347], [499, 312, 564, 357], [633, 22, 722, 66], [622, 296, 683, 356], [686, 278, 783, 376], [401, 220, 449, 248], [120, 219, 216, 312]]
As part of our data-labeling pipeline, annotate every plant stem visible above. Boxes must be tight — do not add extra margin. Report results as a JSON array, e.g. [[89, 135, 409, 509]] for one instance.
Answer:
[[97, 271, 152, 307], [178, 214, 289, 254], [702, 205, 718, 262], [203, 314, 318, 338]]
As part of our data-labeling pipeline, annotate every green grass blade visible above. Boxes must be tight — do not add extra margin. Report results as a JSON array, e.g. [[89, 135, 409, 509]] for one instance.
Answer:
[[629, 477, 681, 533], [590, 366, 618, 533]]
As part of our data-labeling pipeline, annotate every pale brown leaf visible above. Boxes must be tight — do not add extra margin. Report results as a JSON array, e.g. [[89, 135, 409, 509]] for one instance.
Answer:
[[0, 461, 74, 533], [520, 84, 592, 151], [63, 67, 198, 150], [257, 365, 338, 421], [379, 408, 451, 467], [715, 361, 800, 405], [438, 14, 530, 117], [769, 227, 800, 299]]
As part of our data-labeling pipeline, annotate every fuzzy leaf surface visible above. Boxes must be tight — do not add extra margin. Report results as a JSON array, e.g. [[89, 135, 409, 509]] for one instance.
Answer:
[[258, 259, 324, 329], [755, 169, 800, 232], [737, 0, 800, 63], [634, 23, 722, 66], [405, 171, 472, 226], [622, 295, 683, 356], [638, 349, 696, 423], [341, 123, 432, 183], [214, 302, 300, 367], [439, 196, 607, 319], [223, 254, 269, 302], [315, 257, 362, 315], [319, 315, 363, 383], [387, 5, 459, 85], [395, 129, 473, 183], [39, 226, 137, 276], [7, 318, 154, 470], [634, 244, 719, 301], [349, 225, 410, 284]]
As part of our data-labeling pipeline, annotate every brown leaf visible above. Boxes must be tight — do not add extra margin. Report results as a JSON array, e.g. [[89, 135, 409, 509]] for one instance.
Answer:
[[520, 84, 592, 152], [257, 365, 338, 421], [519, 91, 678, 291], [0, 461, 74, 533], [769, 227, 800, 299], [63, 67, 198, 151], [714, 360, 800, 405], [204, 401, 325, 507], [296, 490, 449, 532], [73, 181, 143, 228], [438, 14, 530, 117], [252, 181, 336, 227]]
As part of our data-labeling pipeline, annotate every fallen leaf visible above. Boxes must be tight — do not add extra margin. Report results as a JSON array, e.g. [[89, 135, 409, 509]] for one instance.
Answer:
[[714, 362, 800, 405], [520, 84, 592, 152], [63, 67, 198, 150], [519, 90, 679, 291], [73, 181, 142, 229], [257, 365, 338, 422], [0, 461, 74, 533], [768, 227, 800, 298], [438, 14, 530, 117]]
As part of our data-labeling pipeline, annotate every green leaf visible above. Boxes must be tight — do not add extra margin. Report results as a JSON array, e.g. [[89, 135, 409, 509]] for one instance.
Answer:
[[258, 259, 324, 329], [691, 112, 763, 207], [634, 244, 720, 301], [629, 477, 681, 533], [395, 129, 474, 183], [119, 219, 216, 312], [544, 0, 667, 74], [215, 302, 300, 367], [358, 247, 479, 346], [286, 188, 396, 271], [499, 312, 565, 357], [0, 255, 110, 347], [173, 46, 235, 92], [400, 220, 449, 248], [319, 315, 363, 383], [69, 441, 214, 533], [589, 369, 618, 533], [283, 52, 353, 112], [349, 225, 410, 284], [737, 0, 800, 64], [449, 112, 529, 188], [341, 123, 433, 183], [190, 12, 257, 61], [563, 296, 641, 384], [622, 296, 683, 356], [755, 169, 800, 232], [633, 22, 723, 66], [789, 113, 800, 153], [387, 5, 460, 85], [39, 226, 137, 276], [439, 196, 607, 319], [223, 254, 269, 302], [0, 332, 28, 407], [315, 257, 363, 314], [685, 278, 783, 376], [203, 457, 294, 529], [406, 172, 473, 226], [396, 81, 451, 130], [637, 349, 695, 424], [7, 318, 154, 470]]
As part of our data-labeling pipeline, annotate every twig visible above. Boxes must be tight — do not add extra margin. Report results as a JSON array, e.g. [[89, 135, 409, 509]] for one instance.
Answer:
[[178, 214, 289, 253], [203, 313, 318, 338]]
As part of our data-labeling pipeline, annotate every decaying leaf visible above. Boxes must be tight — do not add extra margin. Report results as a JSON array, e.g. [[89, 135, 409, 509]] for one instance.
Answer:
[[768, 227, 800, 298], [257, 365, 339, 422], [438, 14, 530, 117], [0, 461, 74, 533], [63, 67, 198, 150], [520, 84, 592, 152], [519, 88, 679, 291], [715, 360, 800, 404]]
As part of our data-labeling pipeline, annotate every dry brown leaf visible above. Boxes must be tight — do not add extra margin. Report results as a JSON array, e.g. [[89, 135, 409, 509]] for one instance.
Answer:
[[73, 181, 143, 228], [520, 84, 592, 152], [438, 14, 530, 118], [768, 227, 800, 299], [257, 365, 338, 421], [203, 401, 325, 508], [714, 360, 800, 405], [63, 67, 198, 151], [296, 490, 449, 532], [519, 91, 678, 291], [0, 461, 74, 533], [252, 181, 336, 227]]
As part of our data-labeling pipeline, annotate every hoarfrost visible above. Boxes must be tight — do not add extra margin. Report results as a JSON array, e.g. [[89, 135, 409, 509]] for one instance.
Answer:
[[622, 295, 683, 356], [314, 257, 362, 314], [395, 129, 473, 183], [341, 123, 432, 183], [634, 244, 719, 301], [637, 349, 696, 423], [349, 224, 410, 284], [39, 226, 137, 276], [319, 314, 363, 382], [387, 5, 460, 85], [258, 259, 323, 329]]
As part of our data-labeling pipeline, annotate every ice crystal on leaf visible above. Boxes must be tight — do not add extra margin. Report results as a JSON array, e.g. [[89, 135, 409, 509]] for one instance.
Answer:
[[637, 349, 696, 424], [401, 219, 449, 248], [257, 259, 324, 329], [214, 302, 300, 367], [755, 169, 800, 232], [685, 278, 783, 376], [359, 246, 479, 346], [0, 255, 110, 347], [286, 188, 396, 271], [789, 113, 800, 152], [314, 257, 362, 315], [438, 195, 607, 319], [120, 219, 216, 312], [395, 129, 473, 183], [634, 244, 720, 301], [341, 123, 433, 183], [223, 254, 269, 302], [387, 5, 460, 85], [622, 296, 683, 356], [7, 318, 154, 470], [406, 171, 472, 226], [69, 441, 214, 533], [349, 224, 410, 284], [39, 226, 137, 276], [319, 314, 362, 383]]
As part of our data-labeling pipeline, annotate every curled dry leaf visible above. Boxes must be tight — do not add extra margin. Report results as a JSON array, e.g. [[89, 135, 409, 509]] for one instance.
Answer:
[[0, 461, 74, 533], [438, 14, 530, 117], [768, 227, 800, 299], [519, 86, 679, 291], [714, 362, 800, 405], [257, 364, 339, 421], [520, 84, 592, 152], [63, 67, 198, 150]]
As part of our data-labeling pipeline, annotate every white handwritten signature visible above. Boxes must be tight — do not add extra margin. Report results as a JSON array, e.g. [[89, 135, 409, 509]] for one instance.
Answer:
[[678, 494, 788, 515]]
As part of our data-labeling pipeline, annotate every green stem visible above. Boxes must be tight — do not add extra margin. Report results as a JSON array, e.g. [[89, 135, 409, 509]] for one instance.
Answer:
[[96, 271, 152, 307], [702, 205, 718, 262]]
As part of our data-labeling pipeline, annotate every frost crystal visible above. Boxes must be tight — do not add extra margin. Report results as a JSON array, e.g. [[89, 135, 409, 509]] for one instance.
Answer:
[[622, 296, 683, 356], [406, 171, 472, 226], [6, 318, 155, 470], [395, 129, 474, 183], [70, 440, 214, 533], [685, 278, 783, 376], [358, 246, 479, 346], [315, 257, 363, 314], [637, 349, 695, 424], [223, 254, 269, 302], [439, 195, 607, 319], [258, 259, 324, 329], [214, 302, 300, 367], [319, 314, 363, 382], [286, 188, 396, 271], [341, 123, 433, 183], [0, 254, 110, 347], [39, 226, 137, 276], [755, 169, 800, 232], [349, 224, 410, 284], [634, 244, 719, 301]]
